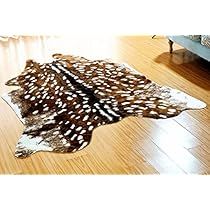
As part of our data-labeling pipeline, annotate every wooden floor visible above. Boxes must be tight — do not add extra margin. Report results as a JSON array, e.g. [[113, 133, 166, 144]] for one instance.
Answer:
[[0, 35, 209, 174]]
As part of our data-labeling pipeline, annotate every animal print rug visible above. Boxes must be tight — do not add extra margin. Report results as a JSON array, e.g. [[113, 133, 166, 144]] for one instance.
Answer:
[[2, 54, 206, 158]]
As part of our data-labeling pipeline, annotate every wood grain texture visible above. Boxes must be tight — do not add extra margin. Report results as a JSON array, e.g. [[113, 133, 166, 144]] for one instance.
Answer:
[[0, 35, 209, 174]]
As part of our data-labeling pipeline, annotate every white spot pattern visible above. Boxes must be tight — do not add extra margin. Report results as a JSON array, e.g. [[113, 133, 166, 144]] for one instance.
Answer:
[[4, 54, 205, 158]]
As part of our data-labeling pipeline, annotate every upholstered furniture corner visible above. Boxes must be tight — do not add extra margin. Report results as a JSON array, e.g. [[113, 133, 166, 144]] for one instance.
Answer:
[[167, 35, 210, 62]]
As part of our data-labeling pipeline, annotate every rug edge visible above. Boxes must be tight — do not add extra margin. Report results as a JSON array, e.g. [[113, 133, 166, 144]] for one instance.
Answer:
[[1, 93, 25, 124], [123, 62, 207, 109]]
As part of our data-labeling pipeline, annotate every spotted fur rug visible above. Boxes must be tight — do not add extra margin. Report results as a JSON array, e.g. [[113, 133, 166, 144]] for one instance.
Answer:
[[2, 54, 206, 158]]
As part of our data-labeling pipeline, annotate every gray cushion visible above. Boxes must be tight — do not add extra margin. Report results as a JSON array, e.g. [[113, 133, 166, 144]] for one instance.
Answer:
[[201, 35, 210, 48], [185, 35, 201, 41]]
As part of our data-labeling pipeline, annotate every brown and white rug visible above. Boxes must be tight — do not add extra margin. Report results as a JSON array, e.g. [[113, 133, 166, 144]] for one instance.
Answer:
[[2, 54, 206, 158]]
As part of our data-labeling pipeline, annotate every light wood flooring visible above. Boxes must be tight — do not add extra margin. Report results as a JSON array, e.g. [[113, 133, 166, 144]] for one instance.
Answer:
[[0, 35, 209, 174]]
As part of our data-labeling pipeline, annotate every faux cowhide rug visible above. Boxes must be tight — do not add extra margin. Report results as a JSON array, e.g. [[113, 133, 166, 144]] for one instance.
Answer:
[[2, 54, 206, 158]]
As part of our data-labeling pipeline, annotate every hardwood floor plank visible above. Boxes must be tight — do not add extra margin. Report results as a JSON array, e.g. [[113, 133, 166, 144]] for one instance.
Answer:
[[174, 112, 210, 148], [115, 118, 186, 174], [189, 146, 210, 167], [139, 119, 208, 174]]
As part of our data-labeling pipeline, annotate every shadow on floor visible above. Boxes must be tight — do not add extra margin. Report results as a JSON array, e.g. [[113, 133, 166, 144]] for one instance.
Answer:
[[154, 49, 210, 90]]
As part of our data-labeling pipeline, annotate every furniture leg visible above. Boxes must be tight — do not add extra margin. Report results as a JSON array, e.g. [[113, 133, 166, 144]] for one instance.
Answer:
[[168, 39, 173, 53]]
